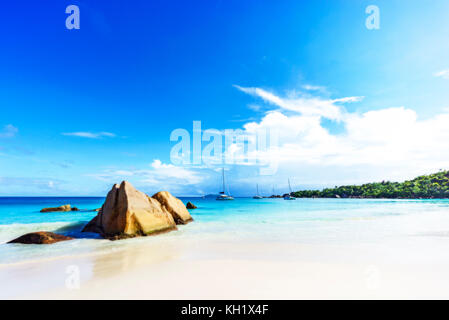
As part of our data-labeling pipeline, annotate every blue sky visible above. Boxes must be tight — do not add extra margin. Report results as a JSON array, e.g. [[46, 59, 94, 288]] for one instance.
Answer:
[[1, 0, 449, 196]]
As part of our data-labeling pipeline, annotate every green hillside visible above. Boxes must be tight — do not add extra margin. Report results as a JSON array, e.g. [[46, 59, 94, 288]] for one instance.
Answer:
[[293, 171, 449, 199]]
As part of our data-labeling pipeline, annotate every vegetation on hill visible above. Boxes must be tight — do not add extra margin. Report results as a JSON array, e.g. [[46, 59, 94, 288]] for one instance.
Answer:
[[293, 171, 449, 199]]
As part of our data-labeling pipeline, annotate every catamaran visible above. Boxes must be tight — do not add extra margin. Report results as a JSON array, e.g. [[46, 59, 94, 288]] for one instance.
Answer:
[[216, 168, 234, 200], [253, 184, 263, 199], [284, 178, 296, 200]]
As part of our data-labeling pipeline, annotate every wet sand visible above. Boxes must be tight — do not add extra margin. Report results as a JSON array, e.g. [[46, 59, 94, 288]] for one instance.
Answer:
[[3, 237, 449, 299]]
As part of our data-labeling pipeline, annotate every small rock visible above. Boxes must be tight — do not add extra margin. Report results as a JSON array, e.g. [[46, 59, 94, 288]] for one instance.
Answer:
[[40, 205, 72, 213], [71, 207, 79, 211], [8, 232, 74, 244], [186, 201, 197, 209]]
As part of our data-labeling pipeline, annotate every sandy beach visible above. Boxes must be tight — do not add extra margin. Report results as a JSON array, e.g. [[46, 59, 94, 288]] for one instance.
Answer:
[[3, 234, 449, 300], [3, 197, 449, 300]]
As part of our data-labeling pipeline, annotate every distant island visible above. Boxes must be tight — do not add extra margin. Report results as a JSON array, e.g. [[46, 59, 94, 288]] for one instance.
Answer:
[[292, 170, 449, 199]]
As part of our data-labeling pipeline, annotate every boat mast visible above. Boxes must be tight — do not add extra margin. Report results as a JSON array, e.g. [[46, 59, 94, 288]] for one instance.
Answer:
[[222, 167, 226, 194], [288, 178, 292, 194]]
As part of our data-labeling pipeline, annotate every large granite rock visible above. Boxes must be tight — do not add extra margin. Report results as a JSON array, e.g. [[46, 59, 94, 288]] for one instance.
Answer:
[[152, 191, 194, 224], [8, 232, 74, 244], [82, 181, 177, 239], [40, 205, 72, 213]]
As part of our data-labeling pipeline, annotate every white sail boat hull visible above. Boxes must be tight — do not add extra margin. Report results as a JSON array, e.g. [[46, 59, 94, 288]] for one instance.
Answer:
[[216, 168, 234, 200], [217, 195, 234, 200], [253, 183, 263, 199], [284, 178, 296, 200]]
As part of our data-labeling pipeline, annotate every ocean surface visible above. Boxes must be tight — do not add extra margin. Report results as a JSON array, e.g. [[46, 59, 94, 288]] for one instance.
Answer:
[[2, 197, 449, 264]]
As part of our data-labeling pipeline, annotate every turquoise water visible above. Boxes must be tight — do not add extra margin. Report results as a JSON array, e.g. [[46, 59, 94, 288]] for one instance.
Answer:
[[2, 197, 449, 264]]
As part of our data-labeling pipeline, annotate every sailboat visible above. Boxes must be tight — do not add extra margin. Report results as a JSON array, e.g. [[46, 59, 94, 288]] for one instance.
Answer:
[[216, 168, 234, 200], [253, 184, 263, 199], [284, 178, 296, 200]]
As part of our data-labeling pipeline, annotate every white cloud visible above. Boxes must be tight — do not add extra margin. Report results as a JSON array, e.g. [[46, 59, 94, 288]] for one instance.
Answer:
[[149, 160, 204, 182], [332, 96, 364, 103], [234, 86, 449, 185], [302, 84, 326, 92], [62, 132, 116, 139], [87, 159, 205, 193], [0, 124, 18, 138], [0, 177, 63, 191], [434, 69, 449, 79], [234, 85, 363, 121], [247, 104, 262, 112]]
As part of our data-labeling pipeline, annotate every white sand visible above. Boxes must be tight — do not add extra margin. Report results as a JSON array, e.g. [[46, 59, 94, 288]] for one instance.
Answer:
[[3, 237, 449, 299]]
